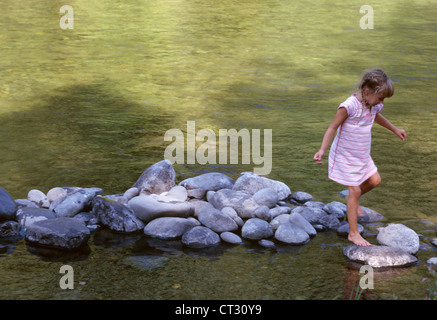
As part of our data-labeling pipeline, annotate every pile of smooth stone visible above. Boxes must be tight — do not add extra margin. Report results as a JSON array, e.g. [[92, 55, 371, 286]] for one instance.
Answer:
[[1, 160, 436, 269]]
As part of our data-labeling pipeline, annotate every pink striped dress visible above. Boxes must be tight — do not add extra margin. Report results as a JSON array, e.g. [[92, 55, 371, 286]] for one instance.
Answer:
[[328, 94, 383, 186]]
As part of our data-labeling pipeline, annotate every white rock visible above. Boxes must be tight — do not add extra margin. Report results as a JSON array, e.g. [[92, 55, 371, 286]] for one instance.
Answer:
[[28, 189, 50, 208], [47, 187, 68, 203]]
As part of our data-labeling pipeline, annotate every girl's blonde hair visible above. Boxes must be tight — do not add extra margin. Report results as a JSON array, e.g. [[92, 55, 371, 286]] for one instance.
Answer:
[[357, 68, 394, 98]]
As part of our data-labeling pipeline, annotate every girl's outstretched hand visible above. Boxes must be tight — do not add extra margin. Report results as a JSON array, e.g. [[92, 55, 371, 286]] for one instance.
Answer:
[[313, 150, 325, 164], [396, 128, 407, 141]]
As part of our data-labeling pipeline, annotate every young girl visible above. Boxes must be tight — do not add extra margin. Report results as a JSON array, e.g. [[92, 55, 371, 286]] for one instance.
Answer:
[[313, 69, 407, 246]]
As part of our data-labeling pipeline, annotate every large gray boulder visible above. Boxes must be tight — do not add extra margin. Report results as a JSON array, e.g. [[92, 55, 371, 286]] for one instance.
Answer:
[[25, 217, 90, 250], [49, 187, 102, 217], [343, 244, 418, 268], [132, 160, 176, 194], [0, 187, 16, 221], [92, 197, 145, 233], [128, 194, 193, 223], [376, 224, 420, 255], [232, 172, 291, 200], [143, 217, 197, 240]]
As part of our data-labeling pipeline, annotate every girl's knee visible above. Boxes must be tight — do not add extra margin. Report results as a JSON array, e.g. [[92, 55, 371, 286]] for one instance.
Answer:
[[372, 173, 382, 187], [348, 186, 361, 199]]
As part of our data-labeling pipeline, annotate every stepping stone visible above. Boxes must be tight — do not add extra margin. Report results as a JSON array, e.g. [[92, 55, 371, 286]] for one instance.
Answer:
[[343, 244, 418, 268]]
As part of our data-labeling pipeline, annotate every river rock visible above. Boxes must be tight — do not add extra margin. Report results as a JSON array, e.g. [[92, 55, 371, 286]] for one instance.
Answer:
[[0, 187, 16, 221], [15, 199, 39, 209], [132, 159, 176, 195], [323, 201, 346, 220], [254, 205, 271, 221], [49, 187, 102, 217], [376, 223, 420, 255], [292, 206, 328, 225], [182, 226, 220, 248], [179, 172, 234, 192], [220, 231, 242, 244], [343, 244, 418, 268], [221, 207, 244, 227], [123, 255, 170, 271], [319, 214, 341, 230], [25, 217, 90, 250], [358, 207, 385, 223], [291, 191, 313, 204], [252, 188, 279, 208], [304, 200, 326, 209], [232, 172, 291, 200], [258, 239, 276, 248], [208, 188, 258, 219], [27, 189, 50, 208], [274, 223, 310, 245], [165, 186, 188, 202], [269, 206, 291, 219], [197, 204, 238, 233], [289, 211, 317, 237], [122, 187, 139, 203], [241, 218, 273, 240], [128, 194, 193, 223], [46, 187, 69, 203], [16, 207, 56, 228], [337, 222, 364, 237], [92, 197, 145, 233], [0, 221, 24, 242], [143, 217, 197, 240], [270, 214, 291, 229]]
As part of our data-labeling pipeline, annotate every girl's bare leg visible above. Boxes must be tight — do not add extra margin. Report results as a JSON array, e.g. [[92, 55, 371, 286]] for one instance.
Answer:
[[347, 186, 371, 246], [345, 172, 381, 217], [346, 173, 381, 246]]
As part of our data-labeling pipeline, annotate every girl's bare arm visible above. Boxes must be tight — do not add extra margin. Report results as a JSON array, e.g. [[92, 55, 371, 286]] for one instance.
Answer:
[[313, 107, 348, 164], [375, 113, 407, 141]]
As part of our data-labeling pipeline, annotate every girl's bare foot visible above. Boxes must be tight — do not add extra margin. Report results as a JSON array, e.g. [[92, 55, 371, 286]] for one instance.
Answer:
[[348, 233, 371, 246]]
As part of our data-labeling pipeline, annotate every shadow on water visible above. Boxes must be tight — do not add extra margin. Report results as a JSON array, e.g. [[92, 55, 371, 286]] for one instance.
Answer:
[[0, 82, 175, 197]]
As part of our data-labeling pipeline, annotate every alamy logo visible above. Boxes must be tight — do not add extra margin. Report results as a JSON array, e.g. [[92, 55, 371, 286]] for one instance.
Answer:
[[164, 121, 272, 175]]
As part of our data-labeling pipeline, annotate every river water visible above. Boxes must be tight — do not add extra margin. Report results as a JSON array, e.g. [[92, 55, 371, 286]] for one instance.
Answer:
[[0, 0, 436, 300]]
